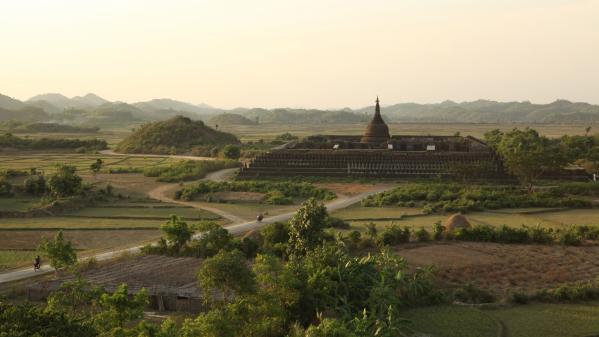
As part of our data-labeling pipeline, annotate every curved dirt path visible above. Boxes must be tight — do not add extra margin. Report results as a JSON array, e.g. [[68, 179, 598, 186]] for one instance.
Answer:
[[147, 168, 246, 224]]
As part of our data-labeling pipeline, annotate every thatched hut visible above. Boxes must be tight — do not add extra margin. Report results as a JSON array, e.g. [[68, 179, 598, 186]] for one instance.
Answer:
[[445, 213, 471, 231]]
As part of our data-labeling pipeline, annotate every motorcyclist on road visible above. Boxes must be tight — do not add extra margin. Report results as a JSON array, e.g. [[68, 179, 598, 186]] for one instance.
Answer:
[[33, 256, 41, 271]]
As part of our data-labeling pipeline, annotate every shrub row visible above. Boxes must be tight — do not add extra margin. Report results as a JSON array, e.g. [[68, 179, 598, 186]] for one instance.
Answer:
[[362, 182, 593, 214], [342, 223, 599, 248], [176, 180, 336, 204], [512, 278, 599, 304]]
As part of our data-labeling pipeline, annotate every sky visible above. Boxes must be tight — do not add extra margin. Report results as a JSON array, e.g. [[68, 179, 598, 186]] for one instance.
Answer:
[[1, 0, 598, 109]]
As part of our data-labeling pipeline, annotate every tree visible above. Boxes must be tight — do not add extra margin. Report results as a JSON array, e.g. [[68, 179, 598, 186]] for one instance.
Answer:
[[38, 230, 77, 273], [160, 215, 195, 254], [483, 129, 504, 149], [0, 177, 12, 197], [198, 249, 256, 304], [47, 164, 82, 197], [95, 283, 149, 330], [288, 198, 328, 258], [46, 274, 104, 320], [190, 221, 233, 258], [497, 128, 569, 192], [222, 145, 241, 160], [24, 173, 46, 195], [0, 302, 96, 337], [90, 159, 103, 177]]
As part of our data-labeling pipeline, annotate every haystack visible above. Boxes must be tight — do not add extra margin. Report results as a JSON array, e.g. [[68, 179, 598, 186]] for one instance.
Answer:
[[445, 213, 471, 231]]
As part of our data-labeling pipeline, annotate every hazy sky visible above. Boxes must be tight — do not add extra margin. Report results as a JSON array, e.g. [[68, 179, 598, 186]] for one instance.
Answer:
[[1, 0, 598, 108]]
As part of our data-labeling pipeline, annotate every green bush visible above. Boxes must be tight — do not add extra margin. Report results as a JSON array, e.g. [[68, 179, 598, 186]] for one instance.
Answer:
[[264, 190, 293, 205], [326, 216, 350, 229], [557, 228, 582, 246], [414, 227, 430, 242], [379, 224, 411, 245]]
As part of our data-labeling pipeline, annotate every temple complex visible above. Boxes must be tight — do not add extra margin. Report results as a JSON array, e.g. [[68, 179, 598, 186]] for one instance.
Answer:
[[239, 98, 505, 178]]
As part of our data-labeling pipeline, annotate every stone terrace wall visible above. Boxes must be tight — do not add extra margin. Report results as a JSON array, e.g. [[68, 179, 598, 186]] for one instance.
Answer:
[[239, 149, 505, 178]]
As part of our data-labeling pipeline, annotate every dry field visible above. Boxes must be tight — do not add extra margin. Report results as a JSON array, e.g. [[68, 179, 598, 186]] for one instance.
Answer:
[[397, 242, 599, 297]]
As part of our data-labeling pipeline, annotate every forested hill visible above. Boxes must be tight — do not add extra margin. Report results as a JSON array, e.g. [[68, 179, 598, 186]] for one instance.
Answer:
[[115, 116, 239, 155], [2, 91, 599, 124]]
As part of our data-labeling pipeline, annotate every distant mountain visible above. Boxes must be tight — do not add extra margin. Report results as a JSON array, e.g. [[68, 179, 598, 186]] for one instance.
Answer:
[[209, 113, 256, 126], [27, 93, 74, 109], [354, 99, 599, 123], [72, 93, 109, 107], [5, 91, 599, 125], [28, 100, 62, 114], [0, 93, 26, 110], [28, 93, 109, 110], [133, 98, 218, 115]]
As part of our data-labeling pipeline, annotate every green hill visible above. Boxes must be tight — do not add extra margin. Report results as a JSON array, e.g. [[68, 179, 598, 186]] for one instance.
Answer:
[[209, 113, 256, 126], [115, 116, 239, 154]]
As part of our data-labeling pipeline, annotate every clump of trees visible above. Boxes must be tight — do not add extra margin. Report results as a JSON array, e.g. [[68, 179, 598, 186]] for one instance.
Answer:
[[47, 165, 83, 198], [485, 127, 599, 188]]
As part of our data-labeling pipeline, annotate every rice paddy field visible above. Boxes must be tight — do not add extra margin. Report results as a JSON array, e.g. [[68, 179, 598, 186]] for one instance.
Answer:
[[0, 152, 178, 175], [404, 303, 599, 337]]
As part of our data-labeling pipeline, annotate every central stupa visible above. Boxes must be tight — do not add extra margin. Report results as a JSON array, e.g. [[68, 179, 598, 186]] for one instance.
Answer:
[[360, 96, 390, 144]]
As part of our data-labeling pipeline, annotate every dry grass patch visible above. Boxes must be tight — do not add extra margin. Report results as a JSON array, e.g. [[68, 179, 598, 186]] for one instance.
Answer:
[[396, 242, 599, 297]]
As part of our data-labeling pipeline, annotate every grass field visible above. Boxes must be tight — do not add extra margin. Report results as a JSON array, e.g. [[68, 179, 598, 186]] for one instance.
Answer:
[[404, 303, 599, 337]]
